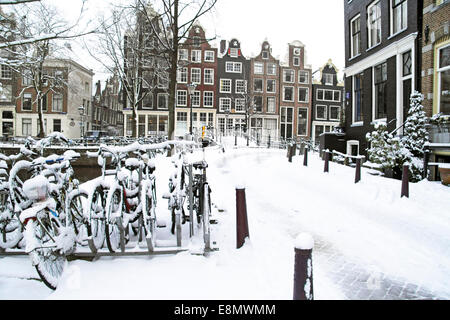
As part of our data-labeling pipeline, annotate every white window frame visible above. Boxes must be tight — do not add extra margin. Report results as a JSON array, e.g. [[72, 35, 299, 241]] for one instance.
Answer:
[[283, 69, 295, 83], [204, 50, 215, 62], [297, 107, 309, 137], [191, 50, 202, 63], [22, 93, 32, 111], [316, 104, 328, 120], [254, 62, 264, 74], [225, 62, 242, 73], [298, 87, 309, 103], [219, 98, 231, 112], [191, 91, 201, 107], [317, 89, 341, 102], [53, 93, 63, 112], [203, 91, 214, 107], [350, 14, 361, 58], [267, 63, 277, 75], [177, 90, 187, 107], [157, 93, 168, 109], [235, 80, 247, 94], [352, 73, 364, 125], [253, 78, 263, 93], [329, 105, 341, 121], [299, 71, 309, 84], [219, 79, 232, 93], [324, 74, 334, 85], [191, 68, 201, 84], [204, 68, 214, 85], [266, 79, 276, 93], [283, 86, 294, 102], [437, 43, 450, 114], [267, 96, 276, 113], [235, 98, 245, 113], [177, 67, 188, 83], [178, 49, 188, 61], [293, 56, 300, 67], [367, 0, 382, 49], [390, 0, 408, 37]]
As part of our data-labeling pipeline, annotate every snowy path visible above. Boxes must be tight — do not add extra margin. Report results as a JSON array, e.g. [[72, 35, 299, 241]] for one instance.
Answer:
[[0, 143, 449, 300]]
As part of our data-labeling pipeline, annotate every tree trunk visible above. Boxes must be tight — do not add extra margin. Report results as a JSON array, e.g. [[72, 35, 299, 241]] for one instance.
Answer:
[[167, 0, 178, 154]]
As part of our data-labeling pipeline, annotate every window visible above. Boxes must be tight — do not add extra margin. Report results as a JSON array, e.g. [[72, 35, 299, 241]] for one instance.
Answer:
[[316, 105, 327, 120], [253, 79, 263, 92], [283, 86, 294, 102], [298, 87, 309, 103], [225, 62, 242, 73], [353, 73, 364, 123], [177, 112, 187, 121], [41, 94, 47, 111], [281, 107, 294, 139], [330, 106, 340, 120], [229, 48, 239, 57], [143, 94, 153, 109], [204, 91, 214, 107], [391, 0, 407, 35], [367, 1, 381, 48], [267, 97, 276, 113], [204, 51, 215, 62], [317, 89, 341, 102], [403, 51, 412, 77], [157, 93, 168, 109], [374, 62, 388, 119], [333, 91, 341, 101], [22, 118, 32, 136], [178, 49, 188, 61], [350, 15, 361, 58], [191, 50, 201, 63], [177, 90, 187, 106], [438, 44, 450, 115], [254, 62, 264, 74], [235, 99, 245, 112], [298, 108, 308, 136], [23, 71, 33, 86], [324, 73, 334, 85], [1, 65, 12, 79], [262, 51, 269, 59], [53, 119, 61, 132], [191, 91, 200, 107], [219, 98, 231, 112], [191, 68, 201, 84], [220, 79, 232, 93], [267, 63, 277, 75], [293, 56, 300, 66], [157, 73, 168, 88], [254, 96, 263, 112], [204, 69, 214, 85], [53, 94, 63, 112], [0, 84, 12, 102], [177, 67, 188, 83], [22, 93, 32, 111], [299, 71, 309, 84], [235, 80, 247, 94], [267, 79, 276, 93], [283, 69, 295, 83], [193, 36, 201, 47], [159, 115, 168, 133]]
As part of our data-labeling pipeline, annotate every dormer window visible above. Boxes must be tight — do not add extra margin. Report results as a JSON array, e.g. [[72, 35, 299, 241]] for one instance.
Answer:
[[293, 57, 300, 66], [229, 48, 239, 57], [193, 36, 201, 47], [324, 73, 334, 85], [262, 51, 269, 59]]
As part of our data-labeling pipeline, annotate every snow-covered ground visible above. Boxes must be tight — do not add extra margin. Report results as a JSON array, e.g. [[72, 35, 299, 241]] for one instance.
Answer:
[[1, 137, 449, 300]]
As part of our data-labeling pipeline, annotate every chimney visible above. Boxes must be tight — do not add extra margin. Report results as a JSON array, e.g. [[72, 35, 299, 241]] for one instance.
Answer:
[[220, 40, 227, 55]]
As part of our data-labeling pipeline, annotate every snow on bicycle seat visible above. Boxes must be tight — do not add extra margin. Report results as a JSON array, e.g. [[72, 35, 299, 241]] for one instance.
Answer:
[[193, 161, 208, 170], [125, 158, 141, 170]]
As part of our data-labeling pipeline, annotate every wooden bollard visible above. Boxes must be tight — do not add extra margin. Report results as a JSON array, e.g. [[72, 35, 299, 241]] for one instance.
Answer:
[[324, 150, 329, 173], [293, 233, 314, 300], [355, 157, 361, 183], [303, 147, 308, 166], [401, 163, 409, 198], [288, 145, 293, 163], [236, 187, 250, 249]]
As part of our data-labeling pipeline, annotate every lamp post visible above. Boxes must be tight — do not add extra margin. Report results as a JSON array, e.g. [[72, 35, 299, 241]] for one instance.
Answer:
[[78, 105, 85, 140], [187, 82, 197, 138]]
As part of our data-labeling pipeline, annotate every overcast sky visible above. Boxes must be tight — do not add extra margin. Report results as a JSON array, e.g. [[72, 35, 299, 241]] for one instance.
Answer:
[[44, 0, 345, 86]]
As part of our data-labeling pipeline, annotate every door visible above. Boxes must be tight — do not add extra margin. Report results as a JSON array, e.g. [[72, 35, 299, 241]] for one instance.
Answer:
[[403, 78, 412, 124]]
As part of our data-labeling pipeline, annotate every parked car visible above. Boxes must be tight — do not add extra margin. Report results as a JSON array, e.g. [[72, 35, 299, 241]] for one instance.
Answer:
[[84, 130, 109, 143]]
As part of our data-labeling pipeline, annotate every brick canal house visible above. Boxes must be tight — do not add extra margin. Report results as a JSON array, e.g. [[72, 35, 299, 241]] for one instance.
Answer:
[[249, 40, 281, 143], [343, 0, 422, 156], [311, 59, 345, 146], [175, 23, 218, 137], [279, 41, 313, 142], [216, 38, 251, 137]]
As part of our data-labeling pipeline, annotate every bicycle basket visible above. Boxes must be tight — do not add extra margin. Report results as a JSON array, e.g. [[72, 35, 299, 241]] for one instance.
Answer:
[[23, 175, 49, 201]]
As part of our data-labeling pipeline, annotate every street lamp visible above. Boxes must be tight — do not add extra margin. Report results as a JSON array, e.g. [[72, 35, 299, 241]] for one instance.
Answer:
[[187, 82, 197, 138], [78, 105, 85, 140]]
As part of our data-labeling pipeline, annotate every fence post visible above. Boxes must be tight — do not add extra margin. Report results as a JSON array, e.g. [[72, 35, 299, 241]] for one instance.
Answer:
[[236, 187, 250, 249], [324, 150, 329, 173], [355, 157, 361, 183], [303, 146, 308, 167], [235, 132, 238, 146], [423, 148, 430, 180], [401, 163, 410, 198], [293, 233, 314, 300], [268, 135, 271, 148]]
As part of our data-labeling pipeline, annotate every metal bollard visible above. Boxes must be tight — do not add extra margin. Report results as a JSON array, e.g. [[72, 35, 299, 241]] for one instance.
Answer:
[[293, 233, 314, 300], [324, 150, 329, 173], [355, 157, 361, 183], [303, 147, 308, 166], [236, 187, 250, 249], [401, 163, 409, 198]]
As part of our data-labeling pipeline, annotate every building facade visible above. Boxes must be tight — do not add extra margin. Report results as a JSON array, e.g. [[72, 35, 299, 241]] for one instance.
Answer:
[[175, 23, 217, 137], [15, 58, 94, 139], [216, 38, 250, 136], [279, 41, 313, 142], [343, 0, 422, 156], [312, 60, 345, 145]]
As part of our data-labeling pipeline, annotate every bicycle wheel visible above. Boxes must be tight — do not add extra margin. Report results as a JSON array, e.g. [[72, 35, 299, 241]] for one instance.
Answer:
[[142, 184, 156, 250], [105, 187, 124, 253], [69, 191, 89, 246], [0, 217, 22, 249], [87, 186, 105, 251], [26, 216, 67, 290], [202, 183, 211, 250]]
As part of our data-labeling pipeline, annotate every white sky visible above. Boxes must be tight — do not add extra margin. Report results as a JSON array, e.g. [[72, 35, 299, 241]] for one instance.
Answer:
[[44, 0, 345, 86]]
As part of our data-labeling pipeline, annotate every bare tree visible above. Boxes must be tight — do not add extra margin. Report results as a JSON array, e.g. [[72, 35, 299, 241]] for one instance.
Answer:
[[0, 0, 96, 137]]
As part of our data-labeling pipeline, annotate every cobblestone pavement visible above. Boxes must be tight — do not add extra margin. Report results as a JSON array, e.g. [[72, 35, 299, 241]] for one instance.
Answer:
[[313, 238, 448, 300]]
